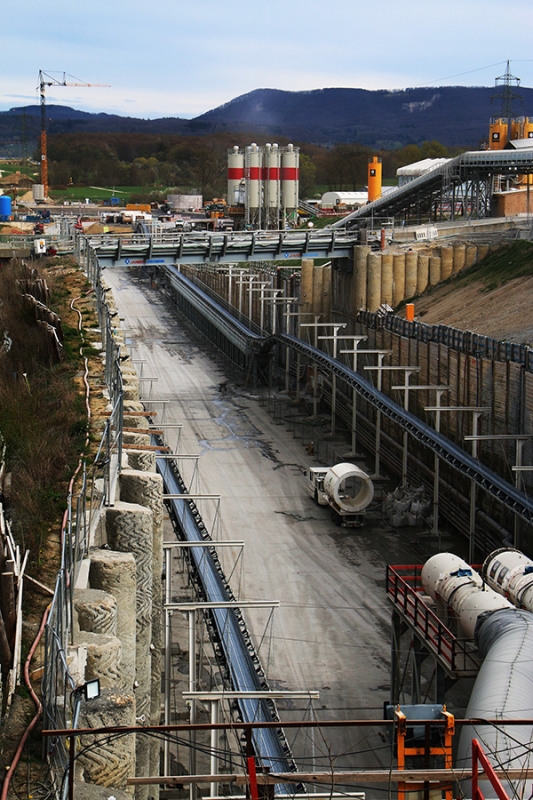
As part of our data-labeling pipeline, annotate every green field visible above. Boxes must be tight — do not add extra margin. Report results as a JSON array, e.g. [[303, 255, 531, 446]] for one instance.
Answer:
[[47, 185, 162, 203], [0, 160, 39, 179]]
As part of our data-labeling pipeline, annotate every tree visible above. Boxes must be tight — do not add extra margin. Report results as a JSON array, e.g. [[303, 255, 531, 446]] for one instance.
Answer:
[[298, 153, 317, 198]]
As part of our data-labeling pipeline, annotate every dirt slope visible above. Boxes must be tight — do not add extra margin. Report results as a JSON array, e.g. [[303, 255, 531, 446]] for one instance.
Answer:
[[408, 241, 533, 346]]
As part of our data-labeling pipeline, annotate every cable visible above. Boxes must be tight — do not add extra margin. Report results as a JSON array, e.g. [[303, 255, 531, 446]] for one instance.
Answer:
[[0, 604, 50, 800], [412, 61, 507, 88]]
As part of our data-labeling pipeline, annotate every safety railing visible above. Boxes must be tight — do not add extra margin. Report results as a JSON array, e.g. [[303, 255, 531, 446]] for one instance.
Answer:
[[386, 565, 479, 676], [42, 247, 124, 798], [472, 738, 510, 800]]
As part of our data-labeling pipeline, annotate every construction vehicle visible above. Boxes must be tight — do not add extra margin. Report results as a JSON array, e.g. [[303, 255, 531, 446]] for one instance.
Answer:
[[308, 462, 374, 527]]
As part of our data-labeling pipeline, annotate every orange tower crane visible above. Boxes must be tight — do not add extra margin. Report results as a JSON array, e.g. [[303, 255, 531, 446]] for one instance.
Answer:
[[38, 71, 110, 196]]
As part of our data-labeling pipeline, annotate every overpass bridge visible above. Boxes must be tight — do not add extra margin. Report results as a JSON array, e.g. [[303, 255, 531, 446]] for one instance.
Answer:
[[85, 227, 359, 267], [333, 148, 533, 227]]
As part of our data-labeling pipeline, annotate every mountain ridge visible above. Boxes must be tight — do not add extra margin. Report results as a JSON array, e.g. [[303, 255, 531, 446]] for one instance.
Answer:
[[3, 85, 533, 149]]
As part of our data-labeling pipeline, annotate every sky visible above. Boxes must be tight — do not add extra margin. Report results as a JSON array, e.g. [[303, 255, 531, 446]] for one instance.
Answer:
[[2, 0, 533, 120]]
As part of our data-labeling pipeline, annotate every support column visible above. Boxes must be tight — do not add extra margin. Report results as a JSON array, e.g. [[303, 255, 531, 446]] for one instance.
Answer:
[[353, 245, 370, 311], [465, 244, 478, 268], [367, 252, 382, 311], [429, 254, 441, 288], [381, 253, 394, 306], [89, 550, 136, 692], [322, 262, 332, 318], [452, 243, 466, 275], [405, 251, 418, 299], [75, 632, 122, 688], [74, 589, 118, 637], [390, 610, 402, 704], [410, 636, 423, 704], [440, 246, 453, 280], [392, 253, 406, 306], [311, 264, 324, 318], [417, 255, 429, 294], [105, 503, 154, 735], [77, 688, 136, 793], [119, 470, 164, 796]]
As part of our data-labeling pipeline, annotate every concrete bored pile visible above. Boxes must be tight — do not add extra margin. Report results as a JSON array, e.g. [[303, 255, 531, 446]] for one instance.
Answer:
[[303, 239, 500, 318], [69, 284, 164, 799]]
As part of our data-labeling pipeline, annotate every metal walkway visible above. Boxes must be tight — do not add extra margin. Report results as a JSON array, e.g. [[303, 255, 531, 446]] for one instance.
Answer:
[[89, 228, 359, 266], [333, 149, 533, 226]]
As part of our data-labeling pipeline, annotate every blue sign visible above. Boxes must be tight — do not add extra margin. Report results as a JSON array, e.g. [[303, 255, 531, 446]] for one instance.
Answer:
[[146, 258, 166, 264]]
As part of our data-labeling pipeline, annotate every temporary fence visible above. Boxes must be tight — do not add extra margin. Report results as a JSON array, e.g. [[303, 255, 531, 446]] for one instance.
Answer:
[[41, 257, 125, 798], [0, 439, 29, 716]]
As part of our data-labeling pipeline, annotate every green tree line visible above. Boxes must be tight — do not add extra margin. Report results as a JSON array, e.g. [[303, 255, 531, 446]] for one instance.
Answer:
[[45, 133, 464, 199]]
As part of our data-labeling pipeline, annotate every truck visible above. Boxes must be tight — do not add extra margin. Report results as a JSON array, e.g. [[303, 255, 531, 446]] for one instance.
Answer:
[[308, 462, 374, 527]]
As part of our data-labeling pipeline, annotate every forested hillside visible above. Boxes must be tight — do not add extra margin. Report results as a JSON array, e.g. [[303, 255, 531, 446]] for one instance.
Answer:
[[42, 133, 460, 199], [3, 83, 532, 156]]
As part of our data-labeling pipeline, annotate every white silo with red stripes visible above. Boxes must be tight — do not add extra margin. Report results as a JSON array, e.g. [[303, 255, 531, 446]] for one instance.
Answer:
[[281, 143, 299, 227], [227, 146, 244, 207], [245, 143, 263, 226], [264, 143, 281, 228]]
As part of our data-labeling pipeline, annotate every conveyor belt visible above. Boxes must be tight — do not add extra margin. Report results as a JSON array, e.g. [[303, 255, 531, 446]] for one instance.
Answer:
[[164, 270, 533, 525], [165, 267, 265, 356], [332, 149, 533, 226], [278, 333, 533, 524], [155, 453, 296, 786]]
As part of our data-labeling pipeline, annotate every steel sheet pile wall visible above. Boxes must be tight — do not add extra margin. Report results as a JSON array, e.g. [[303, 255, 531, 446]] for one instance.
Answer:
[[347, 312, 533, 553]]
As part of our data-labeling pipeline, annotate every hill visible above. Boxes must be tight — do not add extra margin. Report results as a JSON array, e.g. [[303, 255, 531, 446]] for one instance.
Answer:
[[195, 85, 533, 148], [3, 85, 533, 153]]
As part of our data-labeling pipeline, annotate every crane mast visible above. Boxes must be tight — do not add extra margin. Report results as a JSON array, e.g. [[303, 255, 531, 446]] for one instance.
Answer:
[[38, 71, 109, 196]]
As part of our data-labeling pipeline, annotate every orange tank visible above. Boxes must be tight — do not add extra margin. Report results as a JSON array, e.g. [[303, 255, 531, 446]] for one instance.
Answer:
[[510, 117, 524, 140], [367, 156, 382, 203], [489, 118, 508, 150], [523, 117, 533, 142]]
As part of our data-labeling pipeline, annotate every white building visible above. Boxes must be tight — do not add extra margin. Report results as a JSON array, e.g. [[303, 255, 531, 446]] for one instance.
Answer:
[[397, 158, 449, 187], [320, 191, 368, 209]]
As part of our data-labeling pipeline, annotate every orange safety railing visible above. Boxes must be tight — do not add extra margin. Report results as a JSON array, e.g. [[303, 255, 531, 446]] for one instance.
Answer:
[[396, 705, 455, 800], [472, 738, 510, 800], [387, 565, 478, 675]]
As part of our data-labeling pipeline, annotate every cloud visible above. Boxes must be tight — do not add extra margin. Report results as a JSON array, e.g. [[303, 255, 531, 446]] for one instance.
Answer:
[[0, 0, 532, 118]]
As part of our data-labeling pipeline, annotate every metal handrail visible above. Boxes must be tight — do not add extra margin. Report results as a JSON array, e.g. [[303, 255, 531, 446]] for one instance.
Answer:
[[386, 566, 478, 675], [42, 260, 125, 796]]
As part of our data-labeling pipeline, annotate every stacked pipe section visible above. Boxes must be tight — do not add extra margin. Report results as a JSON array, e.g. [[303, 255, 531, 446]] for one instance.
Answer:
[[421, 552, 533, 798]]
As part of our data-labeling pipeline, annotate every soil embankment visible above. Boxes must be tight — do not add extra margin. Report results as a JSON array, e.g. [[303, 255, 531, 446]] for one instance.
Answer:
[[408, 240, 533, 345]]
